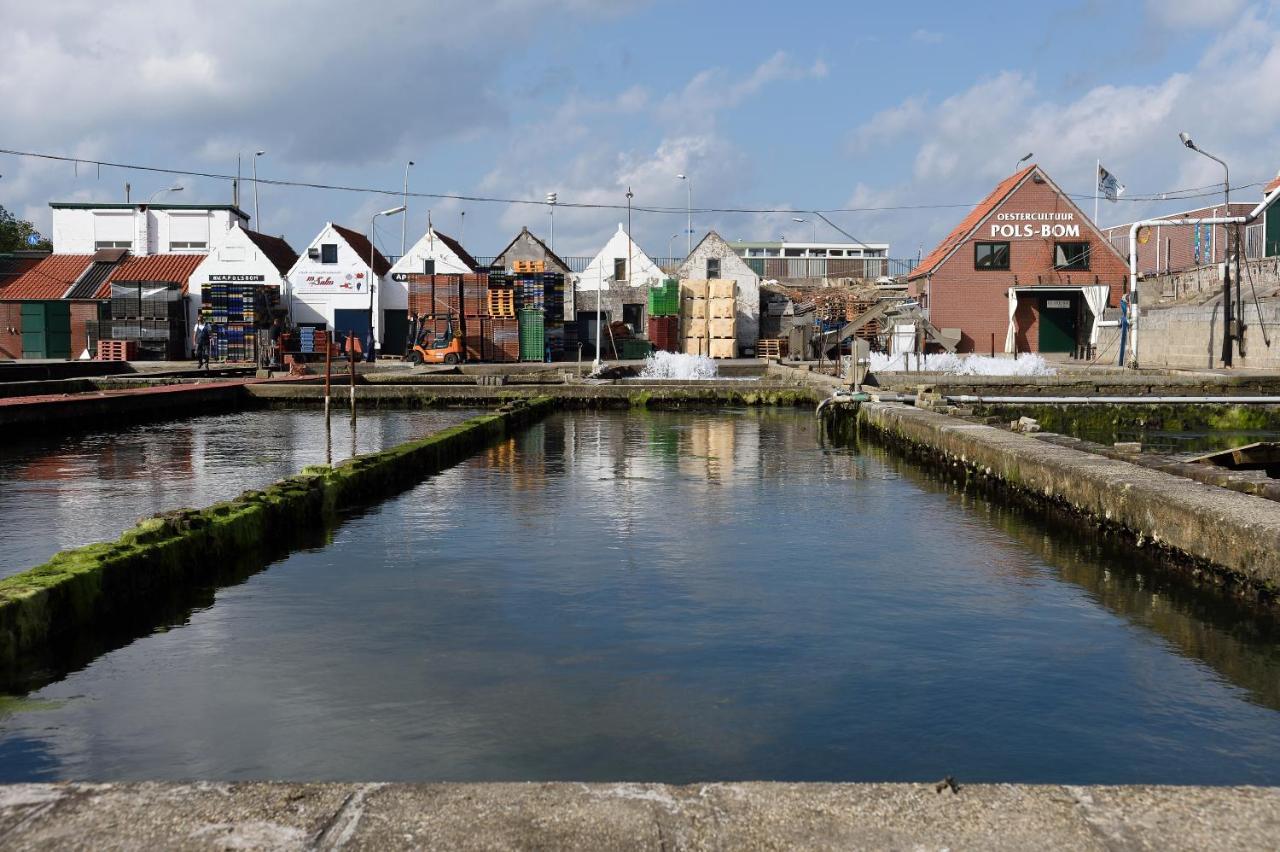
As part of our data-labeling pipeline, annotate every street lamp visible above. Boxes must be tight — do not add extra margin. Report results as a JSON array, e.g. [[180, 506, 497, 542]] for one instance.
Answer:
[[401, 160, 414, 256], [369, 205, 406, 359], [1016, 152, 1033, 171], [460, 210, 465, 244], [668, 233, 679, 260], [148, 185, 183, 203], [253, 151, 265, 229], [792, 216, 816, 243], [676, 173, 691, 255], [1179, 131, 1235, 364], [546, 192, 558, 251]]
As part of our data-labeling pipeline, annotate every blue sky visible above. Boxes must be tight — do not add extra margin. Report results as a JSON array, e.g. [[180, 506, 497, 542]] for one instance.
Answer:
[[2, 0, 1276, 261]]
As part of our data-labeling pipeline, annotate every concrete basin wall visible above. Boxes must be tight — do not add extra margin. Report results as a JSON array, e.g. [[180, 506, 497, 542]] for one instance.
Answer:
[[857, 402, 1280, 601], [0, 398, 556, 671]]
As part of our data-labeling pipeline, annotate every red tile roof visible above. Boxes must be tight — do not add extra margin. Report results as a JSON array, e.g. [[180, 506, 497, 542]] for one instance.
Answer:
[[333, 224, 392, 276], [1265, 174, 1280, 195], [908, 166, 1036, 280], [0, 255, 93, 300], [102, 254, 205, 296]]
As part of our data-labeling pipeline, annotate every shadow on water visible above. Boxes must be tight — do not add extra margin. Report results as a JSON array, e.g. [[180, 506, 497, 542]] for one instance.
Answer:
[[821, 418, 1280, 713]]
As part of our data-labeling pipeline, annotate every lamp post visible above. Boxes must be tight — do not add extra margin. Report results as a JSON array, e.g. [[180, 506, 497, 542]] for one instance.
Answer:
[[1016, 152, 1033, 172], [1179, 131, 1234, 365], [253, 151, 265, 229], [626, 186, 633, 287], [676, 173, 691, 255], [369, 205, 406, 360], [668, 233, 679, 261], [401, 160, 414, 257], [147, 185, 183, 203], [792, 216, 816, 243], [546, 192, 558, 252], [460, 210, 465, 244]]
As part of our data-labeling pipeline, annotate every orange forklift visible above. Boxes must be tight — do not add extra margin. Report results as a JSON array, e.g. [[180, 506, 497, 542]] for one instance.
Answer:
[[406, 313, 464, 365]]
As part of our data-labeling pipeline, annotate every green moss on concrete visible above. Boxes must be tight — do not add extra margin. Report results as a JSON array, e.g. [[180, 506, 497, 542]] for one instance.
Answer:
[[0, 398, 555, 670]]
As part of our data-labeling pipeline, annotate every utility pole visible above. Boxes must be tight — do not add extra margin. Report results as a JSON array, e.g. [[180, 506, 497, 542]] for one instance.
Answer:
[[626, 187, 633, 288], [546, 192, 558, 252], [402, 161, 414, 257], [1179, 132, 1233, 366], [253, 151, 266, 230]]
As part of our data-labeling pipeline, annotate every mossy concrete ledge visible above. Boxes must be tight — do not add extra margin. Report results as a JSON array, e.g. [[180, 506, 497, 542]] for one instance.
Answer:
[[856, 401, 1280, 602], [0, 398, 555, 668]]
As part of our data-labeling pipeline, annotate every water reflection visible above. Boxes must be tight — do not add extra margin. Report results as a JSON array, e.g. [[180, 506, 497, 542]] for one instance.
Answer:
[[0, 408, 483, 577], [875, 448, 1280, 712], [1, 409, 1277, 785]]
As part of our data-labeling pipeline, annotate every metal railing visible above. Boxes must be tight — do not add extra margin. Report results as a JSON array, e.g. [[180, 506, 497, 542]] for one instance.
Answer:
[[742, 256, 914, 279], [469, 255, 915, 279], [1245, 223, 1265, 260]]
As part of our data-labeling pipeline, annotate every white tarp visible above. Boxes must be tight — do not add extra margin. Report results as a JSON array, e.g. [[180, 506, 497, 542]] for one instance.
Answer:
[[1004, 288, 1018, 353], [1081, 284, 1109, 344]]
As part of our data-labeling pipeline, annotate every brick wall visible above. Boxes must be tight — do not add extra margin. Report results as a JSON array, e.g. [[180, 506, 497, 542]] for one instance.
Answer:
[[0, 303, 20, 359], [922, 175, 1129, 353]]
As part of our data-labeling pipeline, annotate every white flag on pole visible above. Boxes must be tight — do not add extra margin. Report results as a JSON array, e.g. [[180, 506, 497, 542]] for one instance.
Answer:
[[1098, 164, 1126, 202]]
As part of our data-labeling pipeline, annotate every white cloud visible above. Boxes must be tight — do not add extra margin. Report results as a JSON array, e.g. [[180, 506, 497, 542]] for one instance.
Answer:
[[911, 29, 946, 44], [842, 7, 1280, 256]]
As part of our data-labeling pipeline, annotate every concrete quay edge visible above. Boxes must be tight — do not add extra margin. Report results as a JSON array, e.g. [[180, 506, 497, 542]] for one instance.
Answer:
[[0, 781, 1275, 851], [857, 401, 1280, 596]]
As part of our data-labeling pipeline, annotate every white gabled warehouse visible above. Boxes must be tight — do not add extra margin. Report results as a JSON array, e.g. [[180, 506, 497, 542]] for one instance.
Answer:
[[286, 223, 400, 353], [677, 230, 761, 354], [574, 223, 666, 339], [389, 226, 480, 278], [188, 224, 299, 332]]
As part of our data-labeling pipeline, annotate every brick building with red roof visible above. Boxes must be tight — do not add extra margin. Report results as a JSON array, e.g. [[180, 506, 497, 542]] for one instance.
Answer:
[[908, 165, 1129, 357]]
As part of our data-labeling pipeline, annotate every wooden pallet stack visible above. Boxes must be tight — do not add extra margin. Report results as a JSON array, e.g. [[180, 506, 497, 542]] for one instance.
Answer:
[[680, 279, 736, 358], [487, 287, 515, 318], [512, 259, 545, 274], [756, 338, 787, 359]]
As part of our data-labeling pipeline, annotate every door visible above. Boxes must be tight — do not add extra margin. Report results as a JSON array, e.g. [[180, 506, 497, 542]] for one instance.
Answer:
[[1038, 296, 1076, 353], [1267, 207, 1280, 258], [44, 302, 71, 359], [333, 309, 371, 343], [381, 309, 409, 356], [20, 303, 46, 358]]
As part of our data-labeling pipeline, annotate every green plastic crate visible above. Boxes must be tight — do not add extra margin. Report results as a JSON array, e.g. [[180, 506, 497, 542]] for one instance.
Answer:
[[518, 308, 545, 361], [619, 338, 653, 360], [648, 279, 679, 316]]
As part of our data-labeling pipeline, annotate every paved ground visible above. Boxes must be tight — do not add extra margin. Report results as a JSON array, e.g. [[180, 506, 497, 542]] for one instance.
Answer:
[[0, 783, 1276, 850]]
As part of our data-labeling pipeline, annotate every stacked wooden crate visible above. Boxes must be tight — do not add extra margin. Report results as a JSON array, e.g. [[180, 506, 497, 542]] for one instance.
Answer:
[[707, 278, 736, 359], [679, 278, 737, 358], [680, 278, 708, 356]]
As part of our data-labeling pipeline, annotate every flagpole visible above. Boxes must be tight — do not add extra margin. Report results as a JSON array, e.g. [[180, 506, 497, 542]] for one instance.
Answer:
[[1094, 159, 1100, 225]]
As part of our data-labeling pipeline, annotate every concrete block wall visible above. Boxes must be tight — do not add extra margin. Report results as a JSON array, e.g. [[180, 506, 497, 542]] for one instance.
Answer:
[[1097, 296, 1280, 369]]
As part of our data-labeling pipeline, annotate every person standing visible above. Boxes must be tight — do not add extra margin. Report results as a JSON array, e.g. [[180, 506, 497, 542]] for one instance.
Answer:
[[193, 315, 212, 370]]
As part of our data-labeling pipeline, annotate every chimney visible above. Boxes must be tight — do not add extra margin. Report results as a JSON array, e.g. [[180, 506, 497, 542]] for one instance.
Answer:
[[135, 206, 151, 257]]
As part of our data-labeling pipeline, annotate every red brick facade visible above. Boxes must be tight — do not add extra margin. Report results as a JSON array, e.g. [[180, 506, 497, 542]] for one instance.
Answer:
[[910, 167, 1129, 354]]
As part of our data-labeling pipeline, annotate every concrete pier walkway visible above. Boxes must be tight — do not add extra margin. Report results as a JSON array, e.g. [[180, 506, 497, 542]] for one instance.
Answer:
[[1, 782, 1275, 850]]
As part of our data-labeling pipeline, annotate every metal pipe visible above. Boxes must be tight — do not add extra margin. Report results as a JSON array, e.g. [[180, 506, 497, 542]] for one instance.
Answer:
[[1126, 216, 1247, 369], [945, 395, 1280, 405]]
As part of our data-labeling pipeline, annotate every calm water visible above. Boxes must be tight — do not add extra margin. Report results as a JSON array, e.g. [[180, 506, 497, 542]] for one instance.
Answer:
[[0, 408, 482, 576], [1, 409, 1279, 784]]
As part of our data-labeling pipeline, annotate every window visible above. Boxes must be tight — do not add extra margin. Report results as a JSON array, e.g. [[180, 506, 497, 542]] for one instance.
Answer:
[[706, 257, 721, 278], [1054, 242, 1090, 271], [974, 242, 1010, 270], [614, 258, 627, 281], [94, 240, 132, 250], [169, 241, 207, 252], [320, 243, 339, 264]]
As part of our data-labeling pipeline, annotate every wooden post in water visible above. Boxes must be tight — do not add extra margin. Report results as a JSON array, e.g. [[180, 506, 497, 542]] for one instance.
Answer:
[[324, 337, 333, 465], [348, 331, 356, 415]]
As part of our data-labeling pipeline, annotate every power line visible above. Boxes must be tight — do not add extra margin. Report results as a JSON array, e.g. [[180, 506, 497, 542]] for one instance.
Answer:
[[0, 145, 1268, 219]]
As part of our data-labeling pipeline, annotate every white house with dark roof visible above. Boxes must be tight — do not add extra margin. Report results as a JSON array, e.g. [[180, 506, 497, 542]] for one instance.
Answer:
[[285, 223, 400, 352], [389, 226, 479, 279], [189, 224, 299, 334]]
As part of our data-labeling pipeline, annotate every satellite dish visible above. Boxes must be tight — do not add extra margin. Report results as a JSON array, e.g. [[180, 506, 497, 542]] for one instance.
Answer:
[[1136, 227, 1152, 245]]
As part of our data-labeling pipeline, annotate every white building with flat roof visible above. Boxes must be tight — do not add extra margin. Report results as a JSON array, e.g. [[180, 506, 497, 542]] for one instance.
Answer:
[[49, 202, 250, 256]]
